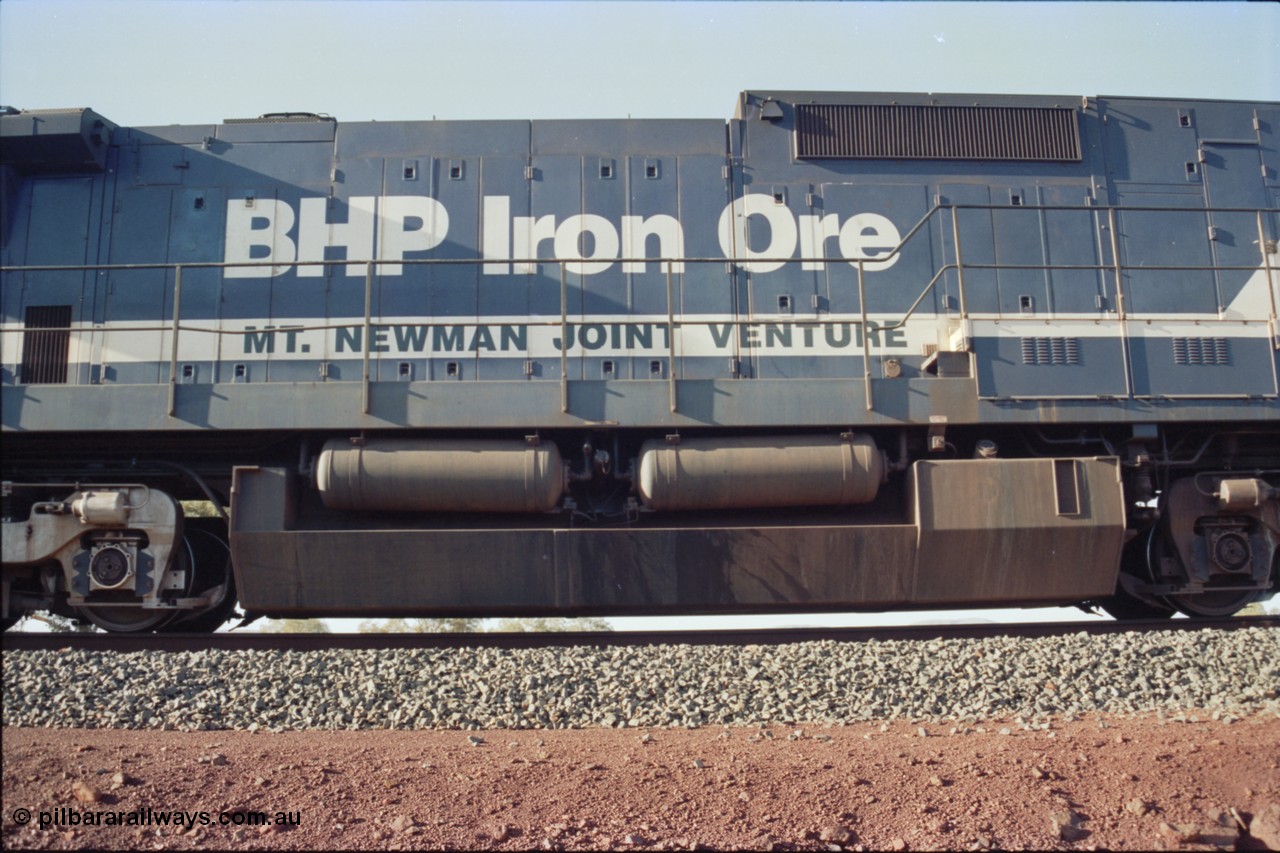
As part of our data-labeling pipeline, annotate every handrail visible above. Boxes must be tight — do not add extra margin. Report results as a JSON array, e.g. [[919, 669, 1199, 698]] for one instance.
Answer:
[[361, 261, 374, 414], [559, 263, 569, 414], [1, 258, 1271, 275], [666, 261, 677, 413], [3, 204, 1276, 417], [1, 265, 1270, 339], [1106, 208, 1134, 399], [1259, 210, 1279, 332], [166, 265, 183, 417]]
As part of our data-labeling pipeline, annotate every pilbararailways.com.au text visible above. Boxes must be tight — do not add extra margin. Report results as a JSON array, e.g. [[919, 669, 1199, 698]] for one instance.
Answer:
[[26, 806, 301, 830]]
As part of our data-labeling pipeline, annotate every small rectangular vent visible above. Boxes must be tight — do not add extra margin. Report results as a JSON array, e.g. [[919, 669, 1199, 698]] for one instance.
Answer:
[[795, 104, 1081, 161], [1020, 337, 1080, 366], [1053, 459, 1082, 516], [1172, 337, 1230, 365], [20, 305, 73, 384]]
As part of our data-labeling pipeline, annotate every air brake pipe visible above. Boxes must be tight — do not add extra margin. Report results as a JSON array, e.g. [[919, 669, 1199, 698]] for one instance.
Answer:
[[153, 461, 228, 523], [888, 432, 910, 473], [568, 442, 595, 482]]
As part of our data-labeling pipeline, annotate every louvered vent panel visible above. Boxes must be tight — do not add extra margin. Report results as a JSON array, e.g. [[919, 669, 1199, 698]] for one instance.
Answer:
[[1020, 337, 1081, 366], [795, 104, 1081, 161], [20, 305, 72, 384], [1172, 337, 1230, 366]]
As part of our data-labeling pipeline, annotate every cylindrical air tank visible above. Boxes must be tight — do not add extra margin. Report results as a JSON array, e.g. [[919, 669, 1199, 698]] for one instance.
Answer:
[[315, 438, 564, 512], [636, 434, 886, 511]]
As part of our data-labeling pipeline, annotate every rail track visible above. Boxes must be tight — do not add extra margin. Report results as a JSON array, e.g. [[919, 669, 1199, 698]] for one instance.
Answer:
[[4, 616, 1276, 654]]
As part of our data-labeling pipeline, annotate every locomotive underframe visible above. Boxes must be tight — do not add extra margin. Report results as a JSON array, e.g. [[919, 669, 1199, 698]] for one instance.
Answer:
[[3, 419, 1276, 628], [229, 453, 1126, 616]]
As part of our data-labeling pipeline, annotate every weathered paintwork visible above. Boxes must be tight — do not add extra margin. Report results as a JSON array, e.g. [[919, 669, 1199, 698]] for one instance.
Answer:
[[229, 457, 1124, 615]]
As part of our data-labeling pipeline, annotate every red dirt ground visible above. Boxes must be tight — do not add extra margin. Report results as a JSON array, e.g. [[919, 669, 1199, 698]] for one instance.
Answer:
[[4, 715, 1279, 851]]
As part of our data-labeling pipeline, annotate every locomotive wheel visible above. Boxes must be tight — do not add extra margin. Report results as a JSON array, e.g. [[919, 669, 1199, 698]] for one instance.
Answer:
[[75, 537, 194, 633], [77, 596, 180, 633], [1162, 552, 1271, 618], [1099, 588, 1175, 621], [1099, 529, 1175, 621], [1166, 588, 1263, 618], [163, 525, 236, 633], [77, 526, 237, 633], [1146, 475, 1278, 618]]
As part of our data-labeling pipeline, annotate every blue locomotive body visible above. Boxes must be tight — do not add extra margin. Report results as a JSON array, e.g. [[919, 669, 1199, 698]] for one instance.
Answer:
[[2, 92, 1277, 630]]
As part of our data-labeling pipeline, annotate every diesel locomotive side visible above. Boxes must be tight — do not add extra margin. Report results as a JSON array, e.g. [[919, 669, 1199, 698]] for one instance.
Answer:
[[2, 92, 1277, 631]]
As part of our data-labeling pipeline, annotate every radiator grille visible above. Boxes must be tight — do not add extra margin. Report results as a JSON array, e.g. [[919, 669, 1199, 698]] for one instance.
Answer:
[[1021, 337, 1080, 366], [20, 305, 72, 384], [795, 104, 1081, 162], [1172, 337, 1230, 366]]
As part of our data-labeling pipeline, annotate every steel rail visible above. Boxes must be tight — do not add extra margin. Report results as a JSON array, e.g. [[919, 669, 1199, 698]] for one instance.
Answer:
[[4, 616, 1275, 654]]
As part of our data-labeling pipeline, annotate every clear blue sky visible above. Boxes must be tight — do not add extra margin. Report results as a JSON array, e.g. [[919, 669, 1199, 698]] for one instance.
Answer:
[[1, 1, 1276, 127], [3, 1, 1275, 629]]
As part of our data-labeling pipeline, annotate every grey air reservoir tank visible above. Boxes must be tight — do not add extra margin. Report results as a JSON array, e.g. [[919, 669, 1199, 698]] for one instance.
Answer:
[[636, 434, 886, 511], [315, 438, 564, 513]]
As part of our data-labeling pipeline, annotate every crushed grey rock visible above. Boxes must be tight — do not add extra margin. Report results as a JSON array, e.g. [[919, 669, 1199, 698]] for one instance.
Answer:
[[4, 628, 1277, 731]]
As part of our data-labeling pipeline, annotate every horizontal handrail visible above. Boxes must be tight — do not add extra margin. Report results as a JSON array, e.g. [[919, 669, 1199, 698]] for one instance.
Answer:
[[0, 258, 1273, 274], [0, 251, 1270, 338], [3, 203, 1276, 411]]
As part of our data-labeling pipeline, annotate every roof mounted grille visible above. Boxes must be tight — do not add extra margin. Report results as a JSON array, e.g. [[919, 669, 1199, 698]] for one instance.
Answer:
[[224, 112, 334, 124], [795, 104, 1081, 162]]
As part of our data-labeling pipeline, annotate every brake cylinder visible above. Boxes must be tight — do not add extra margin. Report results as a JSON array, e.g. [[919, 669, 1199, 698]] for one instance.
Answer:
[[315, 438, 564, 512], [636, 434, 886, 511]]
